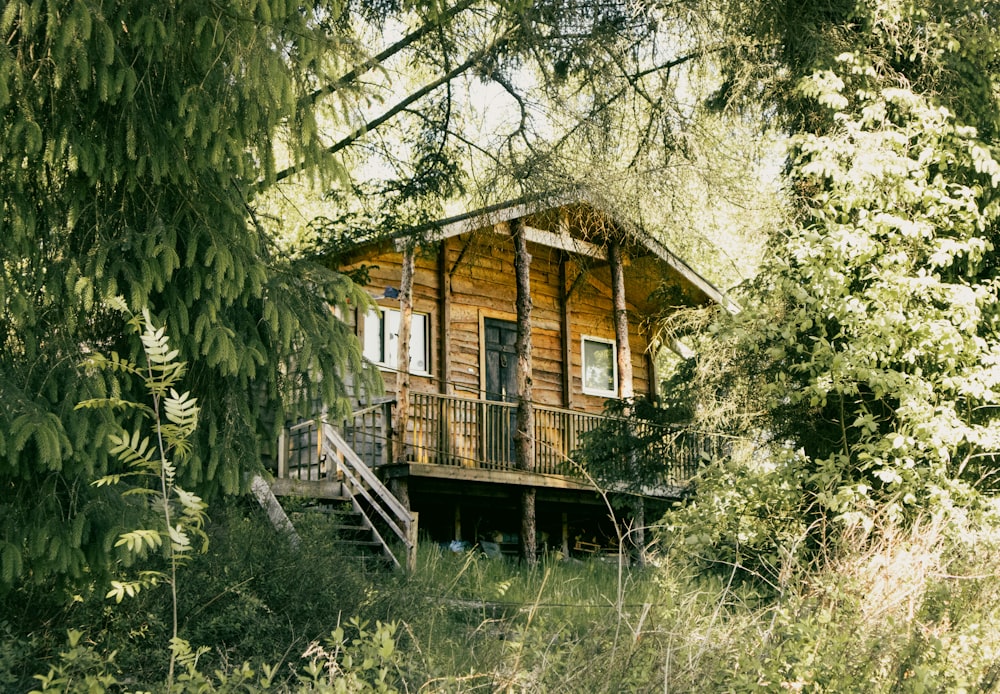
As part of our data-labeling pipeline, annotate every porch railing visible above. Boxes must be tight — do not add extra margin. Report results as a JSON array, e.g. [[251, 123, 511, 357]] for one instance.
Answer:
[[278, 391, 720, 492], [406, 392, 718, 487]]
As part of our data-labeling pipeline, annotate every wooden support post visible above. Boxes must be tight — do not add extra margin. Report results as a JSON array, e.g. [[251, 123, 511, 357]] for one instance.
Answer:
[[513, 219, 537, 564], [647, 350, 659, 401], [438, 241, 451, 396], [561, 511, 569, 557], [389, 476, 410, 511], [277, 428, 288, 479], [407, 511, 419, 573], [393, 244, 416, 465], [609, 239, 644, 566], [250, 475, 300, 549], [454, 504, 462, 542], [609, 240, 634, 402], [559, 252, 572, 409]]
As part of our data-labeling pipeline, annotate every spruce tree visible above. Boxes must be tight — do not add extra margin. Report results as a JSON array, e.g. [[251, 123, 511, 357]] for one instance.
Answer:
[[0, 0, 371, 589]]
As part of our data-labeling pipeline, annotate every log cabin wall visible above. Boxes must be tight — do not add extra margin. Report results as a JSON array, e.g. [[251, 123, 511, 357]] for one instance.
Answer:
[[342, 228, 653, 412]]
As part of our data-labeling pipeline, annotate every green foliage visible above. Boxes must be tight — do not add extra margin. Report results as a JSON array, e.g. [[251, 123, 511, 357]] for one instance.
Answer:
[[30, 629, 120, 693], [761, 59, 1000, 521], [670, 3, 1000, 569], [714, 0, 1000, 138], [10, 529, 1000, 691], [0, 0, 374, 590], [297, 618, 401, 693], [78, 309, 206, 601], [576, 395, 722, 492], [661, 451, 809, 585]]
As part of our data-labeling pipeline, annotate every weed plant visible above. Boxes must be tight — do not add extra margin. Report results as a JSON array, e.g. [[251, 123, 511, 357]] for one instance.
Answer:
[[9, 504, 1000, 691]]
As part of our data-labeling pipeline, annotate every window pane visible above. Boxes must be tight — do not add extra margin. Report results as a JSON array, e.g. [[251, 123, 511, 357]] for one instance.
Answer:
[[363, 307, 428, 372], [383, 309, 401, 368], [410, 313, 427, 372], [363, 310, 383, 363], [583, 339, 615, 394]]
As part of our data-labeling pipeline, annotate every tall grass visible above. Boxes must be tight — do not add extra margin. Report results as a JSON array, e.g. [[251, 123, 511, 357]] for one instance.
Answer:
[[389, 506, 1000, 692], [10, 501, 1000, 691]]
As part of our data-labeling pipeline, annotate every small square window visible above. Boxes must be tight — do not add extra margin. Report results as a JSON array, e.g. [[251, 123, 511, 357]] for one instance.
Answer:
[[582, 336, 617, 397], [363, 307, 429, 374]]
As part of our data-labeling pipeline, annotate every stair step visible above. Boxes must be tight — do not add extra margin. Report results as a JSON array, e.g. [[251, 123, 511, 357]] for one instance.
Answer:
[[334, 539, 383, 548], [334, 524, 369, 533]]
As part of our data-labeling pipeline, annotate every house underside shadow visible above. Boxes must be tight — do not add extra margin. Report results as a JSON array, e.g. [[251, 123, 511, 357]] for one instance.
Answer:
[[395, 471, 678, 558]]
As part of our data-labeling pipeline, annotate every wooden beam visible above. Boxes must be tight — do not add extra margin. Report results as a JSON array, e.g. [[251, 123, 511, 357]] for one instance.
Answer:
[[566, 266, 589, 301], [559, 252, 572, 409], [438, 241, 451, 395], [609, 240, 634, 401], [513, 219, 537, 564], [584, 273, 639, 312], [251, 475, 301, 548], [382, 463, 598, 490], [393, 245, 415, 464], [448, 233, 474, 277], [269, 477, 348, 500], [379, 462, 687, 498], [521, 225, 603, 258]]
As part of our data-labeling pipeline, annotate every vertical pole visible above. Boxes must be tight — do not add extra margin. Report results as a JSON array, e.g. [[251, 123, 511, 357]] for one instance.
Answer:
[[561, 511, 569, 557], [609, 239, 643, 566], [559, 252, 572, 409], [407, 511, 419, 572], [277, 428, 288, 479], [513, 219, 537, 564], [394, 244, 416, 465], [438, 241, 451, 396], [609, 240, 633, 402]]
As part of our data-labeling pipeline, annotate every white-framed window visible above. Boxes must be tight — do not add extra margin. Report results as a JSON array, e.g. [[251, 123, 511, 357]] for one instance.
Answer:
[[581, 335, 617, 397], [363, 307, 430, 374]]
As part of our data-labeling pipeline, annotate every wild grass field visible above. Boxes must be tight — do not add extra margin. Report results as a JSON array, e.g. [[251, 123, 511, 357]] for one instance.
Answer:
[[7, 497, 1000, 692]]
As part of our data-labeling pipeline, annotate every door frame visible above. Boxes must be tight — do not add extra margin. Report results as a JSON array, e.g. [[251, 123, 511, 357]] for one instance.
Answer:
[[477, 308, 518, 397], [478, 309, 518, 465]]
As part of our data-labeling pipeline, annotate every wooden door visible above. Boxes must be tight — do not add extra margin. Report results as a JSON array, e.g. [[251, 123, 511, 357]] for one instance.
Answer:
[[483, 318, 518, 464]]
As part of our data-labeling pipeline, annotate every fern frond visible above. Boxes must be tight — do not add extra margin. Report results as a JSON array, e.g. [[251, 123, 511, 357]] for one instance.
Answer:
[[167, 524, 191, 553], [75, 397, 150, 416], [108, 430, 158, 471], [120, 487, 158, 497], [104, 295, 129, 314], [81, 351, 143, 376], [105, 570, 163, 603], [163, 389, 199, 432], [140, 309, 180, 365], [115, 529, 163, 554]]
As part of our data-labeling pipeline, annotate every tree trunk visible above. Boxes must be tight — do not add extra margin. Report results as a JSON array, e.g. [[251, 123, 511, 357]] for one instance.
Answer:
[[609, 239, 643, 565], [393, 244, 416, 465], [513, 220, 537, 564], [609, 240, 633, 401]]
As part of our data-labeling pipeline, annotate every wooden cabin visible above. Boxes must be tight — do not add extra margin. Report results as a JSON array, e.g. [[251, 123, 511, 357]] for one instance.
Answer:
[[271, 197, 732, 564]]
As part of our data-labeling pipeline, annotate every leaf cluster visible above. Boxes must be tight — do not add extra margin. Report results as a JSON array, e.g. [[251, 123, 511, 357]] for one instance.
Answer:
[[0, 0, 374, 589]]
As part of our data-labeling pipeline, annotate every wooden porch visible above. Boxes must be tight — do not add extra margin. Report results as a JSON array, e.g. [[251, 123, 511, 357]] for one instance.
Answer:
[[276, 391, 716, 494]]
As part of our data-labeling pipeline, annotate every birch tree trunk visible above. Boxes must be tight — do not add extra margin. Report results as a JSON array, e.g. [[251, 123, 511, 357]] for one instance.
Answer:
[[609, 240, 633, 401], [609, 239, 644, 565], [513, 220, 537, 564], [393, 244, 416, 465]]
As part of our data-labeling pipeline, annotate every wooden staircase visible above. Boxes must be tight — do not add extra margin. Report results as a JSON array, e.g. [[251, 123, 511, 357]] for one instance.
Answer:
[[268, 418, 418, 571], [293, 500, 391, 567]]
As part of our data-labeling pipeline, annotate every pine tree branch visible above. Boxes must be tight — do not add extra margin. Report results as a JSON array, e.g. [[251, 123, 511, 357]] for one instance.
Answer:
[[301, 0, 480, 107], [271, 36, 510, 185]]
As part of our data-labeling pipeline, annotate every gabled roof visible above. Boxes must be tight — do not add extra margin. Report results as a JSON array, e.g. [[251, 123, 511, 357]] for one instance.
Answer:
[[341, 194, 738, 314]]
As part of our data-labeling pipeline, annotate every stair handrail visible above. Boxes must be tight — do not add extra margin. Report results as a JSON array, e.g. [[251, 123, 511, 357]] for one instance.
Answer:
[[321, 422, 418, 571]]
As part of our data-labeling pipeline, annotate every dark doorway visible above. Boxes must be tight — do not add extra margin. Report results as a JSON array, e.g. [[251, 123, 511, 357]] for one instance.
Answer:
[[483, 318, 518, 464]]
